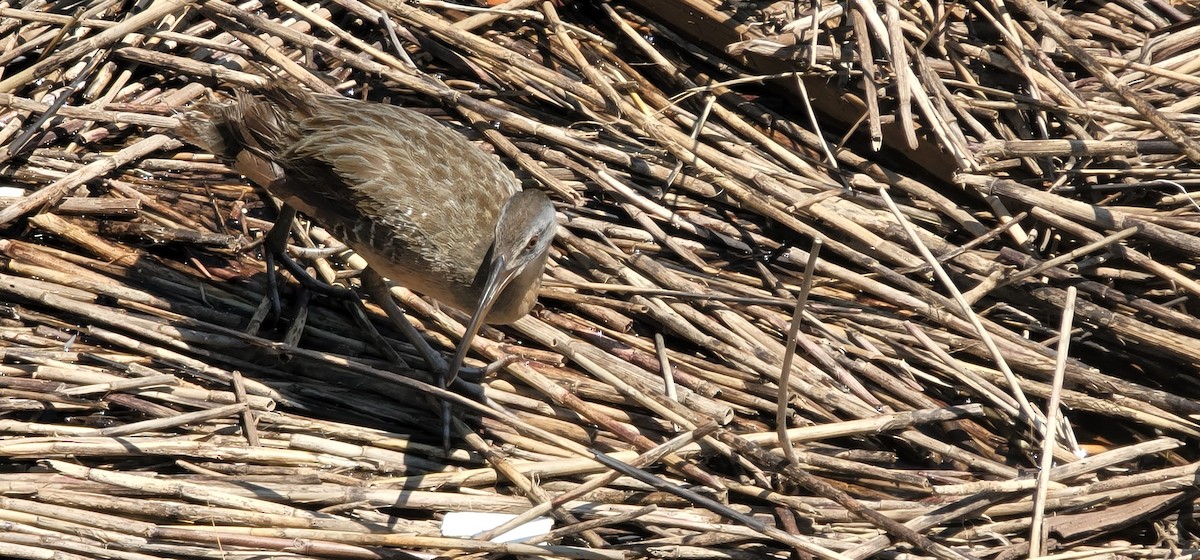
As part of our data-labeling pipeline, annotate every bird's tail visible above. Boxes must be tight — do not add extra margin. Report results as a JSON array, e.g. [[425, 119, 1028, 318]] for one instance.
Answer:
[[176, 84, 311, 159], [176, 93, 241, 158], [177, 84, 317, 189]]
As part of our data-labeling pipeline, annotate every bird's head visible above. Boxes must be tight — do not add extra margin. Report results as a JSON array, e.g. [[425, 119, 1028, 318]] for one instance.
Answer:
[[491, 189, 557, 281], [444, 189, 555, 386]]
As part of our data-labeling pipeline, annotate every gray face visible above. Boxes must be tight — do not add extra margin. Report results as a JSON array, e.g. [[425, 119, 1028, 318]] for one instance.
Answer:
[[443, 188, 556, 388], [493, 189, 557, 275]]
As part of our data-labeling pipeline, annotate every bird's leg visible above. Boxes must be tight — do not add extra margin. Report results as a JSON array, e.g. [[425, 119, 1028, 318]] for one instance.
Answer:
[[341, 296, 413, 369], [260, 204, 357, 317], [260, 205, 296, 320], [262, 212, 414, 365], [360, 272, 512, 377], [361, 269, 459, 452], [361, 269, 451, 372], [361, 271, 516, 453]]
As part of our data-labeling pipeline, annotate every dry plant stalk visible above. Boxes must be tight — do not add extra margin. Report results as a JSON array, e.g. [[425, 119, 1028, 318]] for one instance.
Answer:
[[0, 0, 1196, 558]]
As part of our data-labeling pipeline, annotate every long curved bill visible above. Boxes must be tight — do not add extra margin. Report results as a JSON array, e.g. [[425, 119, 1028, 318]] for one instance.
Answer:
[[443, 253, 520, 388]]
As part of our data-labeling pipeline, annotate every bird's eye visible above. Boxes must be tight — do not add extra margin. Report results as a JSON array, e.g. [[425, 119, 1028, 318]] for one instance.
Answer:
[[526, 235, 539, 250]]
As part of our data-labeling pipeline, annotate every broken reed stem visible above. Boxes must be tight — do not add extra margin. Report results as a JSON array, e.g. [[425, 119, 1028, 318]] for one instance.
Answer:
[[777, 238, 821, 467], [0, 135, 181, 227], [475, 420, 719, 543], [0, 0, 190, 93], [591, 450, 854, 560], [1029, 286, 1076, 556], [0, 0, 1196, 557], [877, 186, 1042, 434]]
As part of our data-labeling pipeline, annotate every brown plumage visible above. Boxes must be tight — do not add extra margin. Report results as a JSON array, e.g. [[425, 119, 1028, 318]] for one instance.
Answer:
[[179, 84, 556, 382]]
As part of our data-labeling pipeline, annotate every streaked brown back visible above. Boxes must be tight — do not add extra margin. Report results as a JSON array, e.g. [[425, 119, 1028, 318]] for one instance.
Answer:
[[177, 84, 525, 316]]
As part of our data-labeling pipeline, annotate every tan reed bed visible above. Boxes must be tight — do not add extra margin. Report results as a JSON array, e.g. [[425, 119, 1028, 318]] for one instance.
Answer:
[[0, 0, 1197, 558]]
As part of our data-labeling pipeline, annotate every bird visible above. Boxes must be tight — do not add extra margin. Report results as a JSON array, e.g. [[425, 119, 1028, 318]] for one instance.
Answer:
[[177, 83, 556, 402]]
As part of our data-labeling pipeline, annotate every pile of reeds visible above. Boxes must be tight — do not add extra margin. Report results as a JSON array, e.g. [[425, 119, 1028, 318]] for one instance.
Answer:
[[0, 0, 1197, 558]]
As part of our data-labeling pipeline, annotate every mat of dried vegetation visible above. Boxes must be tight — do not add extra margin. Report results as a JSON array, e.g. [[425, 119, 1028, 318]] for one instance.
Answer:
[[0, 0, 1198, 558]]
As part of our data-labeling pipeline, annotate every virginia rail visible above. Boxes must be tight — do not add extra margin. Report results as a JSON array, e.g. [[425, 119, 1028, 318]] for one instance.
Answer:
[[179, 84, 555, 415]]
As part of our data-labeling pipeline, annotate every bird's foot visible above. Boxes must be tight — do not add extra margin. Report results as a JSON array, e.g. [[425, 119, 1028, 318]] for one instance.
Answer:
[[461, 354, 518, 382], [259, 205, 357, 320], [273, 248, 357, 300], [361, 270, 520, 454], [360, 270, 462, 453], [361, 269, 450, 374]]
